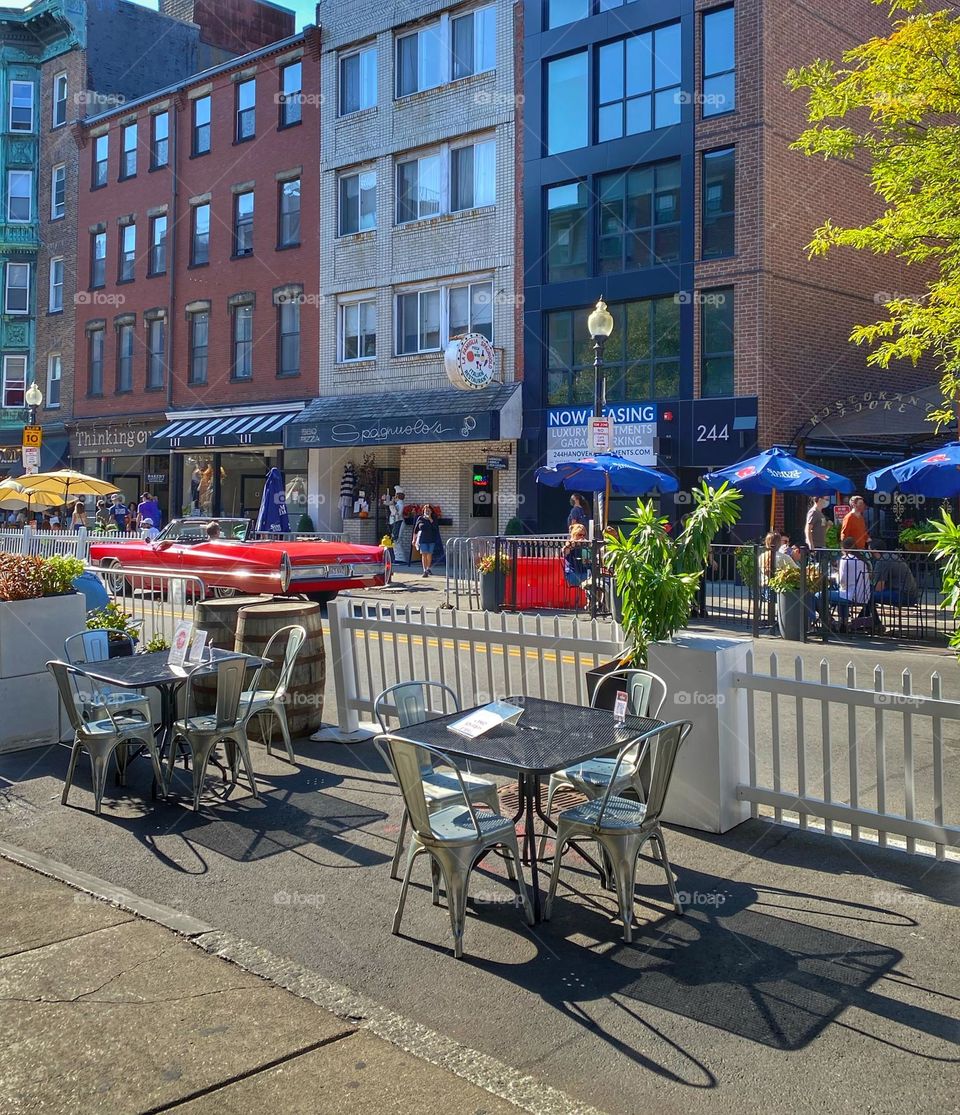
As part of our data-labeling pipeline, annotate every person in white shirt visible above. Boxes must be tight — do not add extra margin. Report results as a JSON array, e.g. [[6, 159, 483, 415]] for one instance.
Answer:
[[140, 517, 160, 541], [817, 537, 870, 629]]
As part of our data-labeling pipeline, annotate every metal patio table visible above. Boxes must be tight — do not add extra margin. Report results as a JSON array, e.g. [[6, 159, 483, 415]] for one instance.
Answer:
[[393, 695, 663, 921], [78, 648, 266, 791]]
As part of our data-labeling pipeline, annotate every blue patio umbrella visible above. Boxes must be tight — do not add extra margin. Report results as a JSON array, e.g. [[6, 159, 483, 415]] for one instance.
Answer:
[[536, 454, 678, 528], [866, 443, 960, 498], [256, 467, 290, 534], [704, 447, 854, 530]]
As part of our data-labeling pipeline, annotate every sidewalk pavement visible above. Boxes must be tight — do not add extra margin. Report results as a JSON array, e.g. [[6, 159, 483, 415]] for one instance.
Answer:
[[0, 854, 574, 1115]]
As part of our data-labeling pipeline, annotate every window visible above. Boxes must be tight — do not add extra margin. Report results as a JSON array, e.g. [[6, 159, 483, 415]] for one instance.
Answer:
[[598, 160, 681, 274], [149, 215, 167, 275], [339, 298, 376, 361], [450, 139, 495, 211], [278, 178, 301, 247], [51, 163, 65, 219], [46, 354, 61, 407], [1, 355, 26, 408], [88, 327, 104, 395], [90, 231, 106, 288], [5, 262, 29, 315], [701, 288, 734, 397], [121, 122, 137, 178], [191, 202, 210, 265], [597, 23, 681, 142], [547, 0, 588, 29], [9, 81, 34, 132], [192, 95, 211, 155], [280, 61, 302, 127], [236, 78, 256, 141], [396, 288, 440, 354], [449, 281, 492, 339], [119, 223, 136, 281], [451, 7, 495, 79], [188, 311, 209, 384], [395, 280, 493, 354], [703, 6, 735, 117], [151, 111, 169, 168], [52, 73, 68, 128], [48, 257, 64, 312], [546, 52, 588, 154], [339, 46, 376, 115], [277, 298, 300, 376], [93, 134, 108, 188], [546, 182, 588, 282], [396, 24, 445, 97], [232, 303, 253, 378], [396, 153, 442, 223], [116, 321, 134, 391], [338, 169, 376, 235], [702, 147, 735, 258], [546, 296, 680, 405], [146, 318, 166, 389], [234, 191, 254, 256], [7, 171, 31, 222]]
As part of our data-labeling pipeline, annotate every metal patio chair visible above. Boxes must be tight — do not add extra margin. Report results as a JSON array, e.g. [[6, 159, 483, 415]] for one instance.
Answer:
[[64, 629, 153, 728], [374, 681, 501, 879], [545, 720, 693, 942], [241, 624, 307, 763], [48, 660, 165, 816], [539, 669, 668, 855], [378, 734, 533, 959], [168, 657, 258, 811]]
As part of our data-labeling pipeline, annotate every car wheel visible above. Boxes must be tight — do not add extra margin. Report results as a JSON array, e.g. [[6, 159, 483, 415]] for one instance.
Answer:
[[305, 591, 336, 606], [100, 558, 127, 595], [212, 585, 237, 599]]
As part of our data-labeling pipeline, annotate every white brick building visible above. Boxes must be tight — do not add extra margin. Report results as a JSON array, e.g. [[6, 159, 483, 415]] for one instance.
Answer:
[[289, 0, 521, 543]]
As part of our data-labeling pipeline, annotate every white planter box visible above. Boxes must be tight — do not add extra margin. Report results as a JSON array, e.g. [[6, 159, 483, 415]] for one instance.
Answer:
[[0, 593, 87, 754]]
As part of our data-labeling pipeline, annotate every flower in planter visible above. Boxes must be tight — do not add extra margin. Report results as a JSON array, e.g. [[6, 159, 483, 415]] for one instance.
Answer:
[[767, 564, 821, 594], [477, 553, 510, 575]]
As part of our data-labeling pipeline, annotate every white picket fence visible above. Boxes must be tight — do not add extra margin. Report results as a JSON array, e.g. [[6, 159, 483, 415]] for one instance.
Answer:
[[328, 597, 623, 734], [0, 527, 141, 561], [735, 650, 959, 859]]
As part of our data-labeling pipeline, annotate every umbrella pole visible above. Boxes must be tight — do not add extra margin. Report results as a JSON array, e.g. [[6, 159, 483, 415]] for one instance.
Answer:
[[604, 472, 611, 531], [769, 490, 776, 533]]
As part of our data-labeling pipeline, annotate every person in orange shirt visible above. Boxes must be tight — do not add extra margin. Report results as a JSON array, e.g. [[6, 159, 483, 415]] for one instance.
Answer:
[[840, 495, 870, 550]]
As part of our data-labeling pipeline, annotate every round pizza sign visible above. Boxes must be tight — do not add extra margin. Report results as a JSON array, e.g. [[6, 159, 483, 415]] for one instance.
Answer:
[[444, 333, 498, 391]]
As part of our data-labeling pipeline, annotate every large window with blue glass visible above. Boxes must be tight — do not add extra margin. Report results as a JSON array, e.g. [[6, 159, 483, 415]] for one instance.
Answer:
[[702, 6, 735, 116], [702, 147, 735, 258], [548, 0, 649, 30], [701, 288, 734, 397], [546, 297, 681, 405], [597, 24, 681, 140]]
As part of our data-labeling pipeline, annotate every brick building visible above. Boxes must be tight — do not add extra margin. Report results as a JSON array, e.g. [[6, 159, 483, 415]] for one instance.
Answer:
[[0, 0, 294, 484], [284, 0, 522, 543], [519, 0, 931, 537], [73, 25, 318, 524]]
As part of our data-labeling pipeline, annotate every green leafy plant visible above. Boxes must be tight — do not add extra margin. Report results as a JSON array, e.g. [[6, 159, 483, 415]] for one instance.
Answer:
[[142, 632, 170, 653], [477, 553, 510, 575], [921, 513, 960, 653], [86, 602, 141, 643], [735, 544, 759, 592], [825, 522, 840, 550], [297, 512, 314, 533], [767, 563, 821, 594], [504, 516, 525, 536], [40, 554, 84, 597], [603, 480, 742, 665], [899, 521, 935, 546]]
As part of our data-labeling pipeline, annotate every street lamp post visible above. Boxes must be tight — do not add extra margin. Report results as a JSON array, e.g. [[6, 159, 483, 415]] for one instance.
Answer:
[[587, 298, 614, 537], [24, 381, 42, 427]]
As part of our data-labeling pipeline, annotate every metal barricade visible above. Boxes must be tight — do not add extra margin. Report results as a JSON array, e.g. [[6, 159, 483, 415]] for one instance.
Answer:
[[85, 564, 206, 647]]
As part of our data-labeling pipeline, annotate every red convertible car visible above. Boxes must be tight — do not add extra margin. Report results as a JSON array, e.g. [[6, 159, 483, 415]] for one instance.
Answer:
[[89, 518, 390, 602]]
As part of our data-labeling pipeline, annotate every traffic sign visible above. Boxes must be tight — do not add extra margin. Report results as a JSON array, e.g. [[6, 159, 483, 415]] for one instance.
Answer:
[[21, 446, 39, 472], [588, 416, 614, 453], [22, 425, 42, 449]]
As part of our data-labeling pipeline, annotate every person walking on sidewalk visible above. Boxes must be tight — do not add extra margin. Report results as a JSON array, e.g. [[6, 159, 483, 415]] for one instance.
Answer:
[[413, 505, 440, 577]]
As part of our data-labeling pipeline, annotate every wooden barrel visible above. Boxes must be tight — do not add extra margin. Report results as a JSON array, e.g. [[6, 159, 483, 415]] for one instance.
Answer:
[[194, 596, 269, 712], [235, 599, 325, 737]]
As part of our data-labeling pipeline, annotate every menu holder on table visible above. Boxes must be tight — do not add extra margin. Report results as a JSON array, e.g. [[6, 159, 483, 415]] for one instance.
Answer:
[[168, 620, 193, 671], [447, 700, 524, 739], [187, 628, 208, 664]]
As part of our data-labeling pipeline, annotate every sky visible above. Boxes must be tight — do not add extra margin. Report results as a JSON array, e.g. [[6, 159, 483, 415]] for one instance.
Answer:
[[5, 0, 316, 30]]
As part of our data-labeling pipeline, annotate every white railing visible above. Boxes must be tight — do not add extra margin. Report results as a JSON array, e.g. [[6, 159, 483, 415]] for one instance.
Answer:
[[87, 564, 205, 647], [0, 527, 142, 562], [735, 650, 959, 859], [328, 597, 624, 735]]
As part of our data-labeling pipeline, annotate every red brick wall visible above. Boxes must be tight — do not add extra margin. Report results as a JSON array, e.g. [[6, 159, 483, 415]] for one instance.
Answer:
[[74, 37, 319, 421]]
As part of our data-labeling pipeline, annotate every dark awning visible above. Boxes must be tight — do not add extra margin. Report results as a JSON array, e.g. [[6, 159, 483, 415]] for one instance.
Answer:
[[798, 384, 945, 448], [150, 410, 302, 450], [285, 383, 522, 449]]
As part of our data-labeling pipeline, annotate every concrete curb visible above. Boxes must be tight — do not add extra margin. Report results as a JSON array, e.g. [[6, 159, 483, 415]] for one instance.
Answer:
[[0, 840, 609, 1115]]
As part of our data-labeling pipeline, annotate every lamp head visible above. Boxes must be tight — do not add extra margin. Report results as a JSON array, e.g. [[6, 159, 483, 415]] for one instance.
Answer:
[[24, 382, 42, 408], [588, 298, 614, 339]]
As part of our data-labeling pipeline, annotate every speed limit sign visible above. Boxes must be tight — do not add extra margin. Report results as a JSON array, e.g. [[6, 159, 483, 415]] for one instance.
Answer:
[[22, 425, 42, 449]]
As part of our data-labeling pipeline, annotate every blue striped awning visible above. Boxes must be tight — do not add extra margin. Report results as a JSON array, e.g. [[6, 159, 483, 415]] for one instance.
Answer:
[[150, 410, 300, 449]]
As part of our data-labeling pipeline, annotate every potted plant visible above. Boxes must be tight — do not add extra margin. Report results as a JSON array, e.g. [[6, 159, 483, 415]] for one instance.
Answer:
[[734, 544, 759, 596], [766, 563, 821, 642], [142, 632, 170, 654], [505, 516, 525, 536], [40, 554, 85, 597], [477, 552, 509, 612], [899, 520, 934, 552], [86, 601, 141, 657], [601, 480, 742, 681]]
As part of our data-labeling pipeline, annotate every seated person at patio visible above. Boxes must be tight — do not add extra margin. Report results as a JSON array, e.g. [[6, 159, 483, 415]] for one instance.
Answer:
[[562, 524, 592, 588], [206, 520, 222, 540], [870, 549, 919, 607], [817, 538, 871, 627], [778, 535, 801, 562]]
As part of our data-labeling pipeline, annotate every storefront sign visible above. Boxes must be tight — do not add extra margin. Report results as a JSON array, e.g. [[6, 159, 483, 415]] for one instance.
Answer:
[[444, 333, 497, 390], [487, 455, 509, 471], [682, 396, 759, 468], [546, 404, 657, 466], [288, 410, 498, 448], [146, 473, 167, 486], [71, 423, 155, 457]]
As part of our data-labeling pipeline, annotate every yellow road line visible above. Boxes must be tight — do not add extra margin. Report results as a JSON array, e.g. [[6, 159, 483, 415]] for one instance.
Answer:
[[355, 630, 592, 665]]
